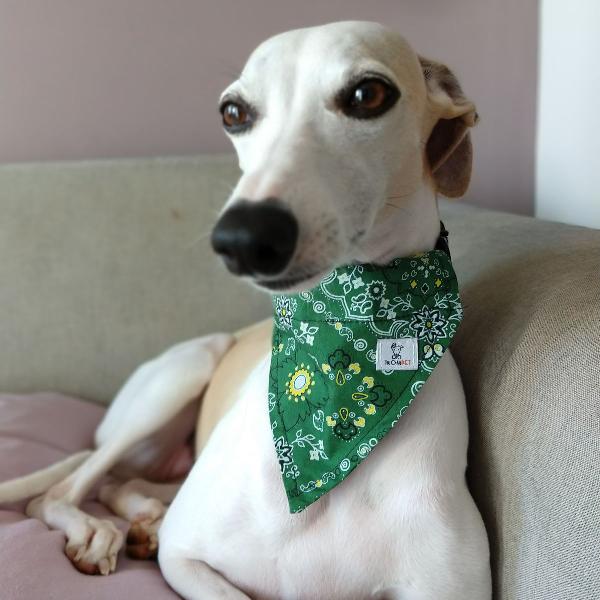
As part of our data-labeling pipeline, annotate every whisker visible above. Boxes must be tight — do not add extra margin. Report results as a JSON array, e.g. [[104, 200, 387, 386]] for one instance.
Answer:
[[186, 230, 213, 249], [384, 202, 410, 215], [386, 190, 414, 200], [187, 208, 220, 246], [215, 180, 236, 194], [185, 231, 212, 250], [385, 202, 401, 209]]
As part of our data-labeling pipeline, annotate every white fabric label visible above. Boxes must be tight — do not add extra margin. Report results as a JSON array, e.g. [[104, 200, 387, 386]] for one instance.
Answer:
[[376, 338, 419, 371]]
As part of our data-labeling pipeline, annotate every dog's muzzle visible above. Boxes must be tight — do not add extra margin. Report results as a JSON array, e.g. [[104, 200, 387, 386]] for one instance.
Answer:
[[211, 198, 298, 277]]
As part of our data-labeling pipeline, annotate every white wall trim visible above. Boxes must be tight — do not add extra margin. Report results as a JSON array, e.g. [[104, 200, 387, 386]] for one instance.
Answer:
[[535, 0, 600, 228]]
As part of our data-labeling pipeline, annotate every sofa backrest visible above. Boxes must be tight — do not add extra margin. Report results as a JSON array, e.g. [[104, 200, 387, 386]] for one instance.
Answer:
[[0, 155, 270, 403]]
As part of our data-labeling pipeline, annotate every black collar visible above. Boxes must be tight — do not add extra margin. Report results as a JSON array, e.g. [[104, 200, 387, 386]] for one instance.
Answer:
[[435, 221, 451, 258]]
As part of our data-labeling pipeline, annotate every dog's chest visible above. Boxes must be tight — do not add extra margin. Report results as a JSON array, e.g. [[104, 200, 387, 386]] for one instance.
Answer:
[[186, 360, 445, 599]]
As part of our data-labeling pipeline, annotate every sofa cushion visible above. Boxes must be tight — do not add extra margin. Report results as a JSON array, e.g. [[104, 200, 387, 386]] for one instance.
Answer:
[[0, 393, 178, 599], [443, 203, 600, 600]]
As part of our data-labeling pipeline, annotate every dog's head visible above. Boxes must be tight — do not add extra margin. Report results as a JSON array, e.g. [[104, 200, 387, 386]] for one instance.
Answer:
[[211, 21, 477, 292]]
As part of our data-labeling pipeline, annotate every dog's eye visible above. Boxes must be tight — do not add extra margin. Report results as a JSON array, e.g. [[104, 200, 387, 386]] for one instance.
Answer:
[[339, 78, 400, 119], [220, 101, 253, 133]]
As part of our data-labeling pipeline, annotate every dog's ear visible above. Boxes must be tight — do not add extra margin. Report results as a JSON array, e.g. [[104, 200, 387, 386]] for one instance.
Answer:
[[419, 56, 479, 198]]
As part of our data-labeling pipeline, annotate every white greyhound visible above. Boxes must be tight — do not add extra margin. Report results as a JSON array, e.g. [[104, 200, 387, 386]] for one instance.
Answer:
[[0, 21, 491, 600]]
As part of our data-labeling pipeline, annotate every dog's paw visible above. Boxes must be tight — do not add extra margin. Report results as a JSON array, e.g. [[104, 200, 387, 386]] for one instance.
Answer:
[[126, 515, 162, 560], [126, 497, 165, 560], [65, 516, 124, 575]]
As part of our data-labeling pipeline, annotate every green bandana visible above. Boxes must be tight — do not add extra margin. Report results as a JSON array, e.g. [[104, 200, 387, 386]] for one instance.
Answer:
[[269, 235, 462, 513]]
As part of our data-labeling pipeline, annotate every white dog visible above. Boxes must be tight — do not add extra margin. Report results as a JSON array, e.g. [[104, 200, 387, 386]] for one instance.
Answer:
[[0, 21, 490, 600]]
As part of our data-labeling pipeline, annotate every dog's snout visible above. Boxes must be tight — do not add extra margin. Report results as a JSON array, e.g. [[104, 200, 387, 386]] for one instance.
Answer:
[[211, 199, 298, 276]]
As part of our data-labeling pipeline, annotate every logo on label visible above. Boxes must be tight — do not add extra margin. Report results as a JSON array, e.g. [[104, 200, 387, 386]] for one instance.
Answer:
[[376, 338, 419, 371]]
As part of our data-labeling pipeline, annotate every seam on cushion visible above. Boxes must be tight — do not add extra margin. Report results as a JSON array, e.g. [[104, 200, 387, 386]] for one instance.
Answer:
[[0, 432, 78, 454]]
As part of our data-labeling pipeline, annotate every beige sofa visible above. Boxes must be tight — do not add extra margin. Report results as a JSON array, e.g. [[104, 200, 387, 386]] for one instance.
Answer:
[[0, 155, 598, 599]]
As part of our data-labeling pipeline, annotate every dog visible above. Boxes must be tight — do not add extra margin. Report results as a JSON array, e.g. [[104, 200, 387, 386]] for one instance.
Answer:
[[0, 21, 490, 599]]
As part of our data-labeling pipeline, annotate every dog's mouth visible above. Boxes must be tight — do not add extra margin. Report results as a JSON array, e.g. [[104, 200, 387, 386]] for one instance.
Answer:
[[255, 270, 323, 292]]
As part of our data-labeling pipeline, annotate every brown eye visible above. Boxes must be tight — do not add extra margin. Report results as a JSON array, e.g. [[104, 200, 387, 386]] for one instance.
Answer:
[[338, 77, 400, 119], [352, 80, 387, 109], [220, 101, 253, 133], [222, 103, 245, 126]]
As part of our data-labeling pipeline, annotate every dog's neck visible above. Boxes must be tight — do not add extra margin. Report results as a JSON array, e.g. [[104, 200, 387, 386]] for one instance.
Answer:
[[354, 181, 441, 265]]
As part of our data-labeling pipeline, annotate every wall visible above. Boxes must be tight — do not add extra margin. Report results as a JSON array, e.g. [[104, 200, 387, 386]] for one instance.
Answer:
[[535, 0, 600, 228], [0, 0, 538, 213]]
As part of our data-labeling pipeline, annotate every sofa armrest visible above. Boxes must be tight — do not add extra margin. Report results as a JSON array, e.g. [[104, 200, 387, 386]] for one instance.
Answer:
[[442, 201, 600, 600]]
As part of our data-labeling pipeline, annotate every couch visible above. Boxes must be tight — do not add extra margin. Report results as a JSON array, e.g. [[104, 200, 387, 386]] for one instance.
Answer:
[[0, 155, 598, 599]]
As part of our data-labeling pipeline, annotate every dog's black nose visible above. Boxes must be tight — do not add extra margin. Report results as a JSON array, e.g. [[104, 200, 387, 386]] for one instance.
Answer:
[[211, 199, 298, 276]]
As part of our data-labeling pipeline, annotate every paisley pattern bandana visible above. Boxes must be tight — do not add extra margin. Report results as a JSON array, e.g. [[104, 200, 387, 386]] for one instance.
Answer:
[[268, 229, 463, 513]]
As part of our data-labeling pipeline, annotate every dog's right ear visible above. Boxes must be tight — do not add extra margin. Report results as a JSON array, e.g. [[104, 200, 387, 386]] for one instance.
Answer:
[[418, 56, 479, 198]]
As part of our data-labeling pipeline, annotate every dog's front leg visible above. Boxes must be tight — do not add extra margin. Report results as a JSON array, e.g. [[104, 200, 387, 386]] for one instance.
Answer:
[[98, 477, 181, 559], [159, 556, 251, 600], [26, 333, 234, 575]]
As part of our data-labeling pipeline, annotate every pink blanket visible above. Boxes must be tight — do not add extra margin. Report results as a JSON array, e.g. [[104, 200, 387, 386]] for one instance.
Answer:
[[0, 393, 179, 599]]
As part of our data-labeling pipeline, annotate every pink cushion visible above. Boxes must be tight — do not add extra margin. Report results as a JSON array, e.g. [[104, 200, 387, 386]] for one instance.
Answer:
[[0, 393, 178, 599]]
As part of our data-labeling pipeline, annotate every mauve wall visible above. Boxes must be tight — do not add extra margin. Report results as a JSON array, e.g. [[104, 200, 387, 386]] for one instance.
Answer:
[[0, 0, 538, 214]]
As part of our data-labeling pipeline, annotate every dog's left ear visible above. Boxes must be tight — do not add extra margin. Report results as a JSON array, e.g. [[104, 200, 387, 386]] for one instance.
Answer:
[[419, 56, 479, 198]]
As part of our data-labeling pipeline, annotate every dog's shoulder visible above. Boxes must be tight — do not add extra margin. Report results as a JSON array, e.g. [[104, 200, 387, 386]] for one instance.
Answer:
[[195, 319, 272, 453]]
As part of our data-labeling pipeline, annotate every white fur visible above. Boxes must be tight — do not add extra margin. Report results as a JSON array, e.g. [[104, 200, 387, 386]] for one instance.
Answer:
[[159, 21, 490, 600], [1, 333, 233, 574], [160, 354, 490, 599], [0, 21, 490, 598], [0, 451, 92, 504], [218, 22, 440, 290]]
